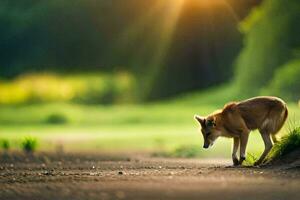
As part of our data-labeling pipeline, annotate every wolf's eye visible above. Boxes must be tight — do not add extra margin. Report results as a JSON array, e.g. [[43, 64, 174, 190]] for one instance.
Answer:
[[207, 120, 215, 127]]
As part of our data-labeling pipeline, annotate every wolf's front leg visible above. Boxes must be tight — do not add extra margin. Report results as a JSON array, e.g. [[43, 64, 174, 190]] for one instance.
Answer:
[[239, 131, 250, 165], [232, 137, 240, 166]]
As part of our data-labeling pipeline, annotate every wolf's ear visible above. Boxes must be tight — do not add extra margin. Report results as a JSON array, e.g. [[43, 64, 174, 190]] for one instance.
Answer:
[[194, 115, 205, 127]]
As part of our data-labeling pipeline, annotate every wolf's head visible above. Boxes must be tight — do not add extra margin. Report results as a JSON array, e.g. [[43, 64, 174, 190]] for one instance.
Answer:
[[194, 115, 221, 149]]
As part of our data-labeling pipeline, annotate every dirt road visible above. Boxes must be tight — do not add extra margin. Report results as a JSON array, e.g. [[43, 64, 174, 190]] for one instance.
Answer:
[[0, 153, 299, 200]]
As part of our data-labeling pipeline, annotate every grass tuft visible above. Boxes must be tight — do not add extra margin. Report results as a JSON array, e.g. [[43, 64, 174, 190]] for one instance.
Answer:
[[243, 153, 258, 166], [267, 126, 300, 162], [21, 137, 38, 153], [0, 139, 10, 150]]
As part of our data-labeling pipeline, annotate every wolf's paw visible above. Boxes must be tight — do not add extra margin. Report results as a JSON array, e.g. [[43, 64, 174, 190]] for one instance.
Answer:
[[238, 157, 246, 165], [233, 158, 239, 166]]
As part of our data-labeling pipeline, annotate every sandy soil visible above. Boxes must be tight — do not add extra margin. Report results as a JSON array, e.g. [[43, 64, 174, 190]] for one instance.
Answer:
[[0, 152, 299, 200]]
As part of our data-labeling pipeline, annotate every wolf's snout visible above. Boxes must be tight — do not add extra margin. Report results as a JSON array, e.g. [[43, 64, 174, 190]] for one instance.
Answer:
[[203, 144, 209, 149]]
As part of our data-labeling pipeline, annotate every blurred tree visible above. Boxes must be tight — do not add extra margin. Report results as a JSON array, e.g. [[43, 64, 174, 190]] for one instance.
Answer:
[[0, 0, 261, 101], [264, 59, 300, 101], [235, 0, 300, 98], [143, 1, 243, 100]]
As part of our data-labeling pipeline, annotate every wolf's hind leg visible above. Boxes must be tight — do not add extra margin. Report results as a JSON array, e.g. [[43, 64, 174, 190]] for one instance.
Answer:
[[254, 133, 273, 166]]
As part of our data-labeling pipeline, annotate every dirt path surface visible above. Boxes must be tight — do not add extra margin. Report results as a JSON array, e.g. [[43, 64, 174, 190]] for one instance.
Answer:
[[0, 153, 300, 200]]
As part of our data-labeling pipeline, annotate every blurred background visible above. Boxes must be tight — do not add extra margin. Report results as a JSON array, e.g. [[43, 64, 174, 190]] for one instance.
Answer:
[[0, 0, 299, 157]]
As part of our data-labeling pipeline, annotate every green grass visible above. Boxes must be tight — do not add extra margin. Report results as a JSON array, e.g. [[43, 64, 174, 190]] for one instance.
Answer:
[[45, 113, 69, 124], [0, 139, 10, 150], [0, 86, 299, 158], [267, 126, 300, 162], [243, 153, 259, 166], [21, 137, 38, 153], [153, 145, 203, 158]]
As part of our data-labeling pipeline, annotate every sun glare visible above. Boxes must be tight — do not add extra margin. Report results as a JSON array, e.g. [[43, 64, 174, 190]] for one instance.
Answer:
[[142, 0, 185, 97], [181, 0, 225, 8]]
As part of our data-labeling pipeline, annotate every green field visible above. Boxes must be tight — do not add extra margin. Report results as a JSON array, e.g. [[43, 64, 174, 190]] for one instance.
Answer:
[[0, 87, 299, 158]]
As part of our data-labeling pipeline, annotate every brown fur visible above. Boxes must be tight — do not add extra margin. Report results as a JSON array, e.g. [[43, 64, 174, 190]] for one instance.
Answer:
[[195, 96, 288, 166]]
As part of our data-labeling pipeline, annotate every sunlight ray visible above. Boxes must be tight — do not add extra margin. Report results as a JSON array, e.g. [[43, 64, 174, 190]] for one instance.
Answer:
[[220, 0, 240, 23], [116, 0, 166, 46], [142, 0, 185, 99]]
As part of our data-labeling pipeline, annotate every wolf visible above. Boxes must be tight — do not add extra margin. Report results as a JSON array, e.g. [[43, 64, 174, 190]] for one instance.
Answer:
[[194, 96, 288, 166]]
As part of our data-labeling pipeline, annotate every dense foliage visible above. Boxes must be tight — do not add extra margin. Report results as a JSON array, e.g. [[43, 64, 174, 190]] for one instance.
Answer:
[[235, 0, 300, 100], [0, 72, 136, 105], [264, 59, 300, 101]]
